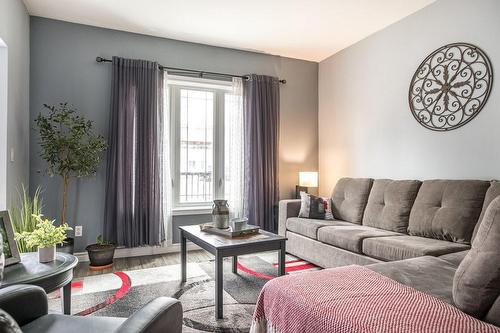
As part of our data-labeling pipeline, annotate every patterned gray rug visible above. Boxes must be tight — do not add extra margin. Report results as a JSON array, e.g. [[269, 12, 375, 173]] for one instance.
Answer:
[[48, 252, 318, 332]]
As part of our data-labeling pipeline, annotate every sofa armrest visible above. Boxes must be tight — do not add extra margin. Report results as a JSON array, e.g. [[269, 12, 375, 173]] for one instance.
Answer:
[[117, 297, 182, 333], [0, 284, 48, 326], [278, 199, 301, 236]]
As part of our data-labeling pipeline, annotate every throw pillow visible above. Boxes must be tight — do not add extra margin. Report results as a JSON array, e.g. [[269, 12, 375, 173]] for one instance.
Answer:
[[298, 192, 333, 220], [0, 309, 22, 333]]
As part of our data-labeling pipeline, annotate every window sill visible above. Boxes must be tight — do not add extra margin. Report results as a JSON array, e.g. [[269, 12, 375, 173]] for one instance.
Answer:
[[172, 206, 212, 216]]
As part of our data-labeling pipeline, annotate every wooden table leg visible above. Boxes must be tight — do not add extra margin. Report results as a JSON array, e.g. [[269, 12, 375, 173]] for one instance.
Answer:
[[61, 282, 71, 315], [215, 252, 223, 319], [232, 255, 238, 274], [181, 231, 187, 282], [278, 243, 286, 276]]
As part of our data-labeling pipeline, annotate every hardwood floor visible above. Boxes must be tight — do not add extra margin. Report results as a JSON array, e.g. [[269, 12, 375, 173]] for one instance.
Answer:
[[74, 249, 213, 279]]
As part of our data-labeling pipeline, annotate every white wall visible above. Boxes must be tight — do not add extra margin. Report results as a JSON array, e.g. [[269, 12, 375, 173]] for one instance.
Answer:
[[0, 0, 30, 206], [318, 0, 500, 196]]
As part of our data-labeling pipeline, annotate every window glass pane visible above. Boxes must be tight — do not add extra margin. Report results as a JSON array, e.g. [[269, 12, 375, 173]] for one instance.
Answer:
[[179, 89, 214, 203]]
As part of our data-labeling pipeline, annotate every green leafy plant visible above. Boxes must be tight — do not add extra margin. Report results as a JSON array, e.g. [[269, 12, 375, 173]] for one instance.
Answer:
[[96, 235, 111, 246], [34, 103, 107, 226], [15, 214, 72, 249], [9, 185, 44, 252]]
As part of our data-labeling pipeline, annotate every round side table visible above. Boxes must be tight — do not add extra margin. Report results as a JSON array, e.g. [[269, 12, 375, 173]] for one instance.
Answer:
[[1, 252, 78, 314]]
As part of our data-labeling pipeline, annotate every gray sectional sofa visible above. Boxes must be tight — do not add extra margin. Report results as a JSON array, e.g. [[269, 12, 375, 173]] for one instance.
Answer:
[[278, 177, 500, 326]]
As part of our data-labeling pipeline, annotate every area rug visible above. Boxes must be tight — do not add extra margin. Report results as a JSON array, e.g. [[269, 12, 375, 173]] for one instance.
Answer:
[[48, 252, 319, 332]]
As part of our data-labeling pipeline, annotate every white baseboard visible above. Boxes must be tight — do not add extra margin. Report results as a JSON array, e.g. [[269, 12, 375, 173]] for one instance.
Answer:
[[75, 242, 202, 262]]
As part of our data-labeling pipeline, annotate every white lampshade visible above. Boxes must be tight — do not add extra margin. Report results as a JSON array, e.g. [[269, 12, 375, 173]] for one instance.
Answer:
[[299, 172, 318, 187]]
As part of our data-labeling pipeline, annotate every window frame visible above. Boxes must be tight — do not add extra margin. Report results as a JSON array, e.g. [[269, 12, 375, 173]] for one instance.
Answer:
[[169, 78, 232, 209]]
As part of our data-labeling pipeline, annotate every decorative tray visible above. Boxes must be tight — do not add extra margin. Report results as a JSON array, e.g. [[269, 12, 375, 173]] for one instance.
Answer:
[[200, 223, 260, 238]]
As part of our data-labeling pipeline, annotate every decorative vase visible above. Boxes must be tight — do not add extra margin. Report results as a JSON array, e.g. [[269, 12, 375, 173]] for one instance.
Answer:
[[38, 245, 56, 263], [212, 200, 230, 229]]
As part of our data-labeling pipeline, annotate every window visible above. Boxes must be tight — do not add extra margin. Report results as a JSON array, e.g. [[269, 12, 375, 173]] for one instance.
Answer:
[[169, 77, 237, 208]]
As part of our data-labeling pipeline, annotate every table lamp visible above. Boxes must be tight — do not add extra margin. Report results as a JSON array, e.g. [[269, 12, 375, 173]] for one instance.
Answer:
[[296, 171, 318, 198]]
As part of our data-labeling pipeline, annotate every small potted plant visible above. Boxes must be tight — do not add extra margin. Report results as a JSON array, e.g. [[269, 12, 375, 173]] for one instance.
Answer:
[[15, 214, 72, 263], [86, 235, 116, 269]]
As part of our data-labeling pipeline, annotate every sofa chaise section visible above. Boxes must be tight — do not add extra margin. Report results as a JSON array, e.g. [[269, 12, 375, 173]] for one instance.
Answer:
[[368, 255, 458, 304]]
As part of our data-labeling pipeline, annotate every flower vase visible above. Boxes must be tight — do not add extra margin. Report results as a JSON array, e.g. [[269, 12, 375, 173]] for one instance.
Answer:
[[38, 245, 56, 263]]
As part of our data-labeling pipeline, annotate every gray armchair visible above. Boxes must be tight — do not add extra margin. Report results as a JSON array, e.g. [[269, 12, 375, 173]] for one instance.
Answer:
[[0, 284, 183, 333]]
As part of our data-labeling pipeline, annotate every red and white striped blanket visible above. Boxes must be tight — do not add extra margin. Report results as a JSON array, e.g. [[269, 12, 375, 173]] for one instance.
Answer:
[[250, 265, 500, 333]]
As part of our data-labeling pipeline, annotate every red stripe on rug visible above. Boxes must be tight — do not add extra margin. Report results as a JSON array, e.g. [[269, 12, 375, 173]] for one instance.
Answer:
[[237, 263, 273, 280], [272, 259, 303, 266], [71, 281, 83, 289], [284, 263, 316, 272], [75, 271, 131, 316], [237, 261, 317, 280]]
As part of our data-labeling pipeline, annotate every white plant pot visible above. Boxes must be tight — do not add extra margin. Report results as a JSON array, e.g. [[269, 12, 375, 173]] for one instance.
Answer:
[[38, 245, 56, 263]]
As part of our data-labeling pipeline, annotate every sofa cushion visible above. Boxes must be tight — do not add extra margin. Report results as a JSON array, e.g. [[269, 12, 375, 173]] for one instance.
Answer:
[[438, 250, 469, 267], [408, 180, 489, 244], [453, 195, 500, 322], [317, 225, 403, 253], [285, 217, 353, 240], [368, 256, 457, 304], [473, 180, 500, 241], [331, 178, 373, 224], [362, 179, 421, 232], [362, 235, 470, 261]]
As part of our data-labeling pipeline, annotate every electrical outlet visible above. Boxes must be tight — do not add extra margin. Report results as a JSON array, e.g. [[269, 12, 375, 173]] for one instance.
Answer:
[[75, 225, 83, 237]]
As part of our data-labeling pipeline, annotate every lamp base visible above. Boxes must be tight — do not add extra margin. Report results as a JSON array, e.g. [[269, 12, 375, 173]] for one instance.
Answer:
[[295, 185, 308, 199]]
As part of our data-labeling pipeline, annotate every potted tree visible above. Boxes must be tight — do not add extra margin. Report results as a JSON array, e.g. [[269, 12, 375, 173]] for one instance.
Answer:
[[35, 103, 106, 253], [86, 235, 116, 270], [15, 214, 72, 263]]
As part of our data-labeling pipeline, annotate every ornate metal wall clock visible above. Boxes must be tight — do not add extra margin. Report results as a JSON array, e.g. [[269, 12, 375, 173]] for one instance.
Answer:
[[409, 43, 493, 131]]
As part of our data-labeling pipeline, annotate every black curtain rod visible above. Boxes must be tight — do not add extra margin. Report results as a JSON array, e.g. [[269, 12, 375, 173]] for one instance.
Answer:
[[95, 57, 286, 84]]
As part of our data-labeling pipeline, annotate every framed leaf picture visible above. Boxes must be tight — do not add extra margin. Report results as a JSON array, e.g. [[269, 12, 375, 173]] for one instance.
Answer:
[[0, 211, 21, 266]]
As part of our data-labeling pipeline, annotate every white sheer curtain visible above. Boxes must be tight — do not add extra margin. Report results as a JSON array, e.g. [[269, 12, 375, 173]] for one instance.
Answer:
[[161, 75, 173, 245], [225, 78, 245, 219]]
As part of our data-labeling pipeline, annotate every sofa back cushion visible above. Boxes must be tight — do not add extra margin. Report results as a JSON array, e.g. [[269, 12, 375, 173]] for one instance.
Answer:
[[331, 178, 373, 224], [408, 180, 489, 244], [362, 179, 421, 232], [472, 181, 500, 241], [453, 195, 500, 323]]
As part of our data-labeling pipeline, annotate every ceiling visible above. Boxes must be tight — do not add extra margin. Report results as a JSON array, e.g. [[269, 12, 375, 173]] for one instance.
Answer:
[[23, 0, 436, 62]]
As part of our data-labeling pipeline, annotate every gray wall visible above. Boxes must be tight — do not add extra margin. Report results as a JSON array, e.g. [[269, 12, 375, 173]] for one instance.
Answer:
[[318, 0, 500, 196], [0, 0, 30, 208], [29, 17, 318, 251]]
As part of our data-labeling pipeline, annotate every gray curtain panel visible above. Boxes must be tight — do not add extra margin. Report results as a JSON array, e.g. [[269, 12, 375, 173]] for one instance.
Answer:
[[243, 74, 280, 232], [104, 56, 165, 247]]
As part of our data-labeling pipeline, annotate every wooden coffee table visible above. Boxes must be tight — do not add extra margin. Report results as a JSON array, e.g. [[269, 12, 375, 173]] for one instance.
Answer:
[[179, 225, 287, 319]]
